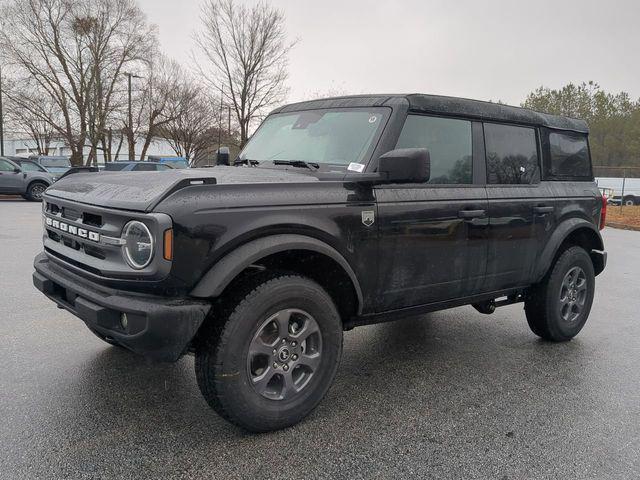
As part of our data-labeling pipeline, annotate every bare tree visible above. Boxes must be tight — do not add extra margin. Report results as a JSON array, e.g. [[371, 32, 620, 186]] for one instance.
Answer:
[[0, 0, 155, 165], [160, 83, 217, 165], [196, 0, 295, 146], [4, 90, 59, 155], [137, 58, 189, 160]]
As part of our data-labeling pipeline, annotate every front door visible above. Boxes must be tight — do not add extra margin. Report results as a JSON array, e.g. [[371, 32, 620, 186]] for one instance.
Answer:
[[374, 114, 489, 312], [0, 159, 23, 193]]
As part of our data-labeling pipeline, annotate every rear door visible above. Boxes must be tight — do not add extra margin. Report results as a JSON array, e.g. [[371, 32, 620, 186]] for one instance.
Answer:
[[483, 122, 553, 291], [374, 114, 489, 311], [0, 158, 24, 193]]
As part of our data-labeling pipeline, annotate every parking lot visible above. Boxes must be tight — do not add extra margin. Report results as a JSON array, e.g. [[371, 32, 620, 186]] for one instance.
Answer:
[[1, 197, 639, 479]]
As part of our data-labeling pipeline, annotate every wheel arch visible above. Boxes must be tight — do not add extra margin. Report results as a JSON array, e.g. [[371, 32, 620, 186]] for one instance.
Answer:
[[27, 178, 51, 191], [190, 234, 364, 318], [534, 218, 605, 281], [27, 178, 51, 187]]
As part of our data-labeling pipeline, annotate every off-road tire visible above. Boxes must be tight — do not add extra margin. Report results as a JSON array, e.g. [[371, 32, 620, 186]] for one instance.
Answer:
[[525, 246, 595, 341], [26, 181, 48, 202], [195, 272, 343, 432]]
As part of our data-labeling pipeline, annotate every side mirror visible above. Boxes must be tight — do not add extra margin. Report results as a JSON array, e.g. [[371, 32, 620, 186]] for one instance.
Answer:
[[13, 167, 21, 173], [378, 148, 430, 184], [216, 147, 230, 166]]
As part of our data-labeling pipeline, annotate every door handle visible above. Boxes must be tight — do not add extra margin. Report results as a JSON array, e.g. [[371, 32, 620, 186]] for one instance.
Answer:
[[458, 209, 486, 219], [533, 206, 554, 214]]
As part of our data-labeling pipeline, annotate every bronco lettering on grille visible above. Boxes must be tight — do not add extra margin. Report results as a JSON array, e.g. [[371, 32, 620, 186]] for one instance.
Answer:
[[44, 216, 100, 242]]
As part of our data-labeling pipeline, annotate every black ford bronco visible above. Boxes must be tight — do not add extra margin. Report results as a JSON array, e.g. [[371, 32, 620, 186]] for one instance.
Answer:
[[33, 94, 607, 432]]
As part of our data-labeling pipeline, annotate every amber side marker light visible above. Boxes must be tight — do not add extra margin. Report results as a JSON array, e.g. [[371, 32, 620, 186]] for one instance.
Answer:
[[163, 229, 173, 261]]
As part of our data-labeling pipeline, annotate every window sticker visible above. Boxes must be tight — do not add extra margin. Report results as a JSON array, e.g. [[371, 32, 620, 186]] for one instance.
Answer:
[[347, 162, 365, 173]]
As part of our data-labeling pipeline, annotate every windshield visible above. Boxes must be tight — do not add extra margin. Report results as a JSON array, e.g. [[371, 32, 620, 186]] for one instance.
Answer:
[[239, 108, 389, 168], [104, 163, 129, 171], [40, 158, 71, 167]]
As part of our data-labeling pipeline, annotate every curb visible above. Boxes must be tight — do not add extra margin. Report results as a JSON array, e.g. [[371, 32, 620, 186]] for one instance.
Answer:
[[606, 222, 640, 232]]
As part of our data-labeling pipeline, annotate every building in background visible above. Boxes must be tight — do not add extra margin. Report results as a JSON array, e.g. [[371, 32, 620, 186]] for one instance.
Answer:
[[1, 132, 177, 164]]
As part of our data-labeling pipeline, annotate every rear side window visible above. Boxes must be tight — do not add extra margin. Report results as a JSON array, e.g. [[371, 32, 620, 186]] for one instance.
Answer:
[[485, 123, 540, 185], [547, 131, 591, 179], [395, 115, 472, 184]]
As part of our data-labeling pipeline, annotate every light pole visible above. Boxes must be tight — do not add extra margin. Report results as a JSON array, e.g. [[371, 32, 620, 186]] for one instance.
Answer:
[[0, 65, 5, 157], [123, 72, 141, 160]]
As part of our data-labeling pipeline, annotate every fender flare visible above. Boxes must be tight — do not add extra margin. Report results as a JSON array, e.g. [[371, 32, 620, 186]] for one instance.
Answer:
[[190, 234, 364, 313], [534, 218, 605, 281]]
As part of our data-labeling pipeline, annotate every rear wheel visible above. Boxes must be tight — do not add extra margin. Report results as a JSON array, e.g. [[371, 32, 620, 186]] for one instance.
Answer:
[[195, 273, 343, 432], [623, 196, 636, 206], [26, 181, 48, 202], [524, 246, 595, 341]]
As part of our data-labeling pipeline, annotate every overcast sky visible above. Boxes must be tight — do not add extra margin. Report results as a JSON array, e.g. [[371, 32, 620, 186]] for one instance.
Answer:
[[137, 0, 640, 106]]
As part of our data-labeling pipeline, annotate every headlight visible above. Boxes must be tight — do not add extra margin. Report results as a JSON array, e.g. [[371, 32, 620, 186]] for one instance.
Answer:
[[121, 221, 154, 269]]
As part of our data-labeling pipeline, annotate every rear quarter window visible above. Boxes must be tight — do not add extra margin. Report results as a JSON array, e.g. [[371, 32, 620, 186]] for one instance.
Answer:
[[546, 131, 592, 179]]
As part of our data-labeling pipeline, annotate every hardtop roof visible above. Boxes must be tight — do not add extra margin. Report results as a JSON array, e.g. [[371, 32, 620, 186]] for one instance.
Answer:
[[273, 93, 588, 133]]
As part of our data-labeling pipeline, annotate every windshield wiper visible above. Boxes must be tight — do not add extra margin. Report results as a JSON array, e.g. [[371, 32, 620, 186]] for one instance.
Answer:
[[272, 160, 320, 170], [233, 158, 260, 166]]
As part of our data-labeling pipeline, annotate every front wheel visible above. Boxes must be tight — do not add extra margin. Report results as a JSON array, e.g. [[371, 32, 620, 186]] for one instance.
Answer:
[[524, 246, 595, 341], [26, 181, 48, 202], [195, 273, 343, 432]]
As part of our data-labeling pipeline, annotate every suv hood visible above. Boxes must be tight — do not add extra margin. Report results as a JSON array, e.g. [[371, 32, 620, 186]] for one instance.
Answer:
[[44, 166, 319, 212]]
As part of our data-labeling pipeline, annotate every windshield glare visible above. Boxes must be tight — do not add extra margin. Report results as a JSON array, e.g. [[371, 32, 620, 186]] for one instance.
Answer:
[[239, 108, 389, 167]]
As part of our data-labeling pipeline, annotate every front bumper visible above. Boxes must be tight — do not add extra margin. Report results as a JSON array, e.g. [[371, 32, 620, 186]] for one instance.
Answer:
[[33, 253, 211, 361]]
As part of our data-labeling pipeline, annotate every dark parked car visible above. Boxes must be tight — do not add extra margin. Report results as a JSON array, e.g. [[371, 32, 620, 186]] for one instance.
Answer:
[[33, 94, 606, 432], [103, 161, 174, 172], [0, 157, 55, 201]]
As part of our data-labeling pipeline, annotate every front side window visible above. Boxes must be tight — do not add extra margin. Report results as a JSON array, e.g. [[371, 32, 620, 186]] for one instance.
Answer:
[[0, 159, 16, 172], [548, 131, 591, 178], [485, 123, 539, 185], [239, 108, 389, 168], [395, 115, 472, 184]]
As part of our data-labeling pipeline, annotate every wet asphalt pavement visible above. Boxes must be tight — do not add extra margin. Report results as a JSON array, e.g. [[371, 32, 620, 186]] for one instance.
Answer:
[[1, 198, 639, 479]]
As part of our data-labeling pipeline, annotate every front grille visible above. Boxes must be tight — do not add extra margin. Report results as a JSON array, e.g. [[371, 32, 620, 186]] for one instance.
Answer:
[[45, 247, 103, 276], [84, 244, 106, 260], [41, 196, 171, 280], [62, 207, 82, 222], [83, 212, 103, 227], [43, 199, 129, 276]]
